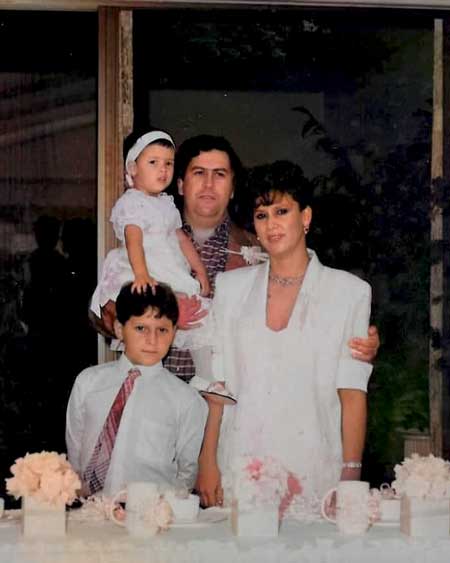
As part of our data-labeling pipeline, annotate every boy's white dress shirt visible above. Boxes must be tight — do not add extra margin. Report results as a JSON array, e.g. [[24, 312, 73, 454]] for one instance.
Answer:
[[66, 354, 208, 495]]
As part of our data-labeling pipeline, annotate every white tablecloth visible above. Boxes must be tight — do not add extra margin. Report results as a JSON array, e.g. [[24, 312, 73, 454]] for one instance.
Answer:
[[0, 510, 449, 563]]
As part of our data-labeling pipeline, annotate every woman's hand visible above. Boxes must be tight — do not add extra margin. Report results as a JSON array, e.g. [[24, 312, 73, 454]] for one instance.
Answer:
[[131, 273, 157, 295], [176, 294, 208, 329], [195, 458, 223, 508], [348, 325, 380, 362]]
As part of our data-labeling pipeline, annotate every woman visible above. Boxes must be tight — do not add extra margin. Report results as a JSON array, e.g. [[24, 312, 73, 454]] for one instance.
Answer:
[[197, 160, 373, 510]]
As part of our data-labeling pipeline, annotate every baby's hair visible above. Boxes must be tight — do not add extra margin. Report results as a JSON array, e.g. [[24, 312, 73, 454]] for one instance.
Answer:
[[123, 127, 173, 160], [116, 282, 179, 326]]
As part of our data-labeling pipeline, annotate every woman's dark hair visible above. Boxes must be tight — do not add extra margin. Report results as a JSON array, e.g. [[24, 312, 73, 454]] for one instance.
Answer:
[[116, 282, 179, 326], [245, 160, 313, 211]]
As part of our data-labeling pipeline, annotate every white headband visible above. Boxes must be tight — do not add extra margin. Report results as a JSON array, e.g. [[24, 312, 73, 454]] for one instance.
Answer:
[[125, 131, 175, 167]]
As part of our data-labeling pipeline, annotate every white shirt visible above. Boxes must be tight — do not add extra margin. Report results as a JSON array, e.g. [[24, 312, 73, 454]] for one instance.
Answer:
[[66, 354, 208, 495]]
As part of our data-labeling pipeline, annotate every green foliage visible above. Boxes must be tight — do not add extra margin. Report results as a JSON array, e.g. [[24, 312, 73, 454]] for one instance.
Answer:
[[292, 91, 432, 477], [366, 351, 429, 467], [136, 11, 398, 92]]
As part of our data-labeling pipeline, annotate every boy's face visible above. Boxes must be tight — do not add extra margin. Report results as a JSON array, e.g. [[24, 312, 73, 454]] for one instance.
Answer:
[[128, 144, 175, 196], [114, 308, 176, 366]]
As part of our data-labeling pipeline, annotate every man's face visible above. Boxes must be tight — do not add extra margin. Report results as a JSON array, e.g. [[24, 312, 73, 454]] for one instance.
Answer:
[[114, 308, 176, 366], [177, 150, 234, 227]]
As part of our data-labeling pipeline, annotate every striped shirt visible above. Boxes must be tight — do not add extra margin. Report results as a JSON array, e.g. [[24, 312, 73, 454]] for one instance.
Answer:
[[163, 216, 256, 382]]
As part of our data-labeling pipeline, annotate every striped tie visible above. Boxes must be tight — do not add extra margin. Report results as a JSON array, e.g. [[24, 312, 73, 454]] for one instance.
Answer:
[[82, 368, 141, 495]]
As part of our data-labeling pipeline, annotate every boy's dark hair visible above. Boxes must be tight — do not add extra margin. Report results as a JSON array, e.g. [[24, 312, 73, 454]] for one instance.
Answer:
[[115, 282, 179, 326], [245, 160, 313, 212], [175, 134, 243, 189]]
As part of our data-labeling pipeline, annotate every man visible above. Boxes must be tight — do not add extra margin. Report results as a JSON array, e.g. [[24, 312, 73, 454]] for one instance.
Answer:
[[164, 134, 379, 382], [164, 135, 260, 381]]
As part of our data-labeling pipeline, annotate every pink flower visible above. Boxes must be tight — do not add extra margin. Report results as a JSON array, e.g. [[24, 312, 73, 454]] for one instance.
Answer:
[[367, 489, 382, 523], [287, 473, 302, 496], [142, 498, 173, 534], [279, 473, 303, 518], [234, 456, 302, 518], [39, 472, 64, 504], [5, 451, 81, 507], [113, 505, 126, 522], [154, 499, 173, 530], [245, 458, 264, 481]]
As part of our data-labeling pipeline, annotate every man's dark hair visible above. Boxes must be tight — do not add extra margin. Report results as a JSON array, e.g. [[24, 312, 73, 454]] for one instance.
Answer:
[[175, 134, 243, 189], [115, 282, 179, 326]]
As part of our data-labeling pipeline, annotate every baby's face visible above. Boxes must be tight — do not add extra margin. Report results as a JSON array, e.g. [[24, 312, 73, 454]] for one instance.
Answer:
[[129, 143, 175, 196]]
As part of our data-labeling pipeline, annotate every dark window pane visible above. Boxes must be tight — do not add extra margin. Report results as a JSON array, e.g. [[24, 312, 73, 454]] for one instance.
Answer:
[[0, 11, 97, 503], [134, 7, 434, 483]]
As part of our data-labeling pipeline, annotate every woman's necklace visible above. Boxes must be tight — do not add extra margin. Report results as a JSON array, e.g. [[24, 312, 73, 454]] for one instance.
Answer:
[[268, 258, 310, 288], [268, 271, 306, 287]]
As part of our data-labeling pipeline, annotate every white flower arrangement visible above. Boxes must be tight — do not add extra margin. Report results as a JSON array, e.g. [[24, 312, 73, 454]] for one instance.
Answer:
[[392, 454, 450, 499], [6, 451, 81, 507], [232, 456, 301, 511]]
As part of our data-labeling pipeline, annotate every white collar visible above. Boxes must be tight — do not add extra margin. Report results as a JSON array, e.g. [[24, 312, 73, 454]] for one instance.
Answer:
[[119, 353, 163, 378]]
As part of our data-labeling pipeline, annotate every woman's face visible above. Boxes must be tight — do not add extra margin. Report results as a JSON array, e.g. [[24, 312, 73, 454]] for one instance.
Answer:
[[253, 192, 311, 259]]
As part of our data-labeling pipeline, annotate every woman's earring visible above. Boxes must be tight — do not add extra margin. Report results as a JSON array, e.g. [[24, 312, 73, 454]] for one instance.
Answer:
[[304, 225, 310, 235]]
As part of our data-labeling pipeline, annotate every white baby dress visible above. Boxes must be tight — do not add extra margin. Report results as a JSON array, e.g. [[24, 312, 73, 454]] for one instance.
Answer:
[[90, 189, 200, 316]]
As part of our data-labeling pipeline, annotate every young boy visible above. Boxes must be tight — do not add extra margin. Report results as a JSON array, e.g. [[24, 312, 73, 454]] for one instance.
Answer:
[[66, 282, 207, 496]]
